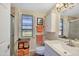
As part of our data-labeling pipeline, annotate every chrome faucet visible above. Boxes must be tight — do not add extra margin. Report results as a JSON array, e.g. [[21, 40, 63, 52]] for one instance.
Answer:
[[67, 39, 74, 47]]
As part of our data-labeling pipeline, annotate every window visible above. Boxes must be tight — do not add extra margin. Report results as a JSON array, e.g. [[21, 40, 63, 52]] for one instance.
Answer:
[[59, 19, 63, 36], [21, 15, 33, 37]]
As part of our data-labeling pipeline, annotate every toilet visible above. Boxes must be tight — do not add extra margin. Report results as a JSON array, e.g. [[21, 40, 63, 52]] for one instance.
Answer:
[[35, 46, 45, 55]]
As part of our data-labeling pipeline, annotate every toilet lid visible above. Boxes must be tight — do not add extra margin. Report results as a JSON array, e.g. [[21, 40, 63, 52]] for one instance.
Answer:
[[36, 46, 45, 55]]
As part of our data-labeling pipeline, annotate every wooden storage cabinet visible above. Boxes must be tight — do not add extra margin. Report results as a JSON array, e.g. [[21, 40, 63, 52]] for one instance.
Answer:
[[17, 39, 29, 56], [17, 49, 29, 56]]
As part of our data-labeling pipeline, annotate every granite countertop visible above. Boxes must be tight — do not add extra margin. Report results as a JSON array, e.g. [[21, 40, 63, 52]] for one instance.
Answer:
[[44, 38, 79, 56]]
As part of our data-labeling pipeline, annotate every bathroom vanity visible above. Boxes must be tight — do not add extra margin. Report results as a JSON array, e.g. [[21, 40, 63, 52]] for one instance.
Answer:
[[44, 38, 79, 56]]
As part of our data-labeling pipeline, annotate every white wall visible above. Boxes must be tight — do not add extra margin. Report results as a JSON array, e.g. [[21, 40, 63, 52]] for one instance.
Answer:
[[45, 9, 60, 41], [45, 9, 60, 38], [45, 13, 51, 32], [51, 11, 60, 33]]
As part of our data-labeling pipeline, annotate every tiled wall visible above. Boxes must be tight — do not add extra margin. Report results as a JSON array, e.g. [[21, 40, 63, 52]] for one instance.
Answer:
[[45, 32, 58, 40]]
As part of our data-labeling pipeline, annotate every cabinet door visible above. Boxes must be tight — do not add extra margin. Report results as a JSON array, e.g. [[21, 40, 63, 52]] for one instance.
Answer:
[[0, 4, 10, 56], [44, 44, 59, 56]]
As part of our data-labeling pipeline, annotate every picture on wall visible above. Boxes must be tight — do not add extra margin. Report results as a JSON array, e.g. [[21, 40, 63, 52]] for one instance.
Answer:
[[37, 18, 43, 25]]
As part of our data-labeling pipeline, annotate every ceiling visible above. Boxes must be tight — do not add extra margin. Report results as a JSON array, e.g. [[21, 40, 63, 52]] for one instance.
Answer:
[[12, 3, 56, 14], [61, 4, 79, 17], [12, 3, 79, 17]]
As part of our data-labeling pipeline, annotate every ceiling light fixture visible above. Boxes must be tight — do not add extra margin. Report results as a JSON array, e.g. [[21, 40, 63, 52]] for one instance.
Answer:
[[56, 3, 76, 12]]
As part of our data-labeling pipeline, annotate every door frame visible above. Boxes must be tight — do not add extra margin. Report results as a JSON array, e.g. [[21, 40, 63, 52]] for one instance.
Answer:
[[10, 14, 15, 56]]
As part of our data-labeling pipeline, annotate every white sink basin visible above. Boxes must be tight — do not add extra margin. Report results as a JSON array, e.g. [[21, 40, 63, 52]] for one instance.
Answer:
[[45, 39, 79, 56], [52, 44, 71, 56]]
